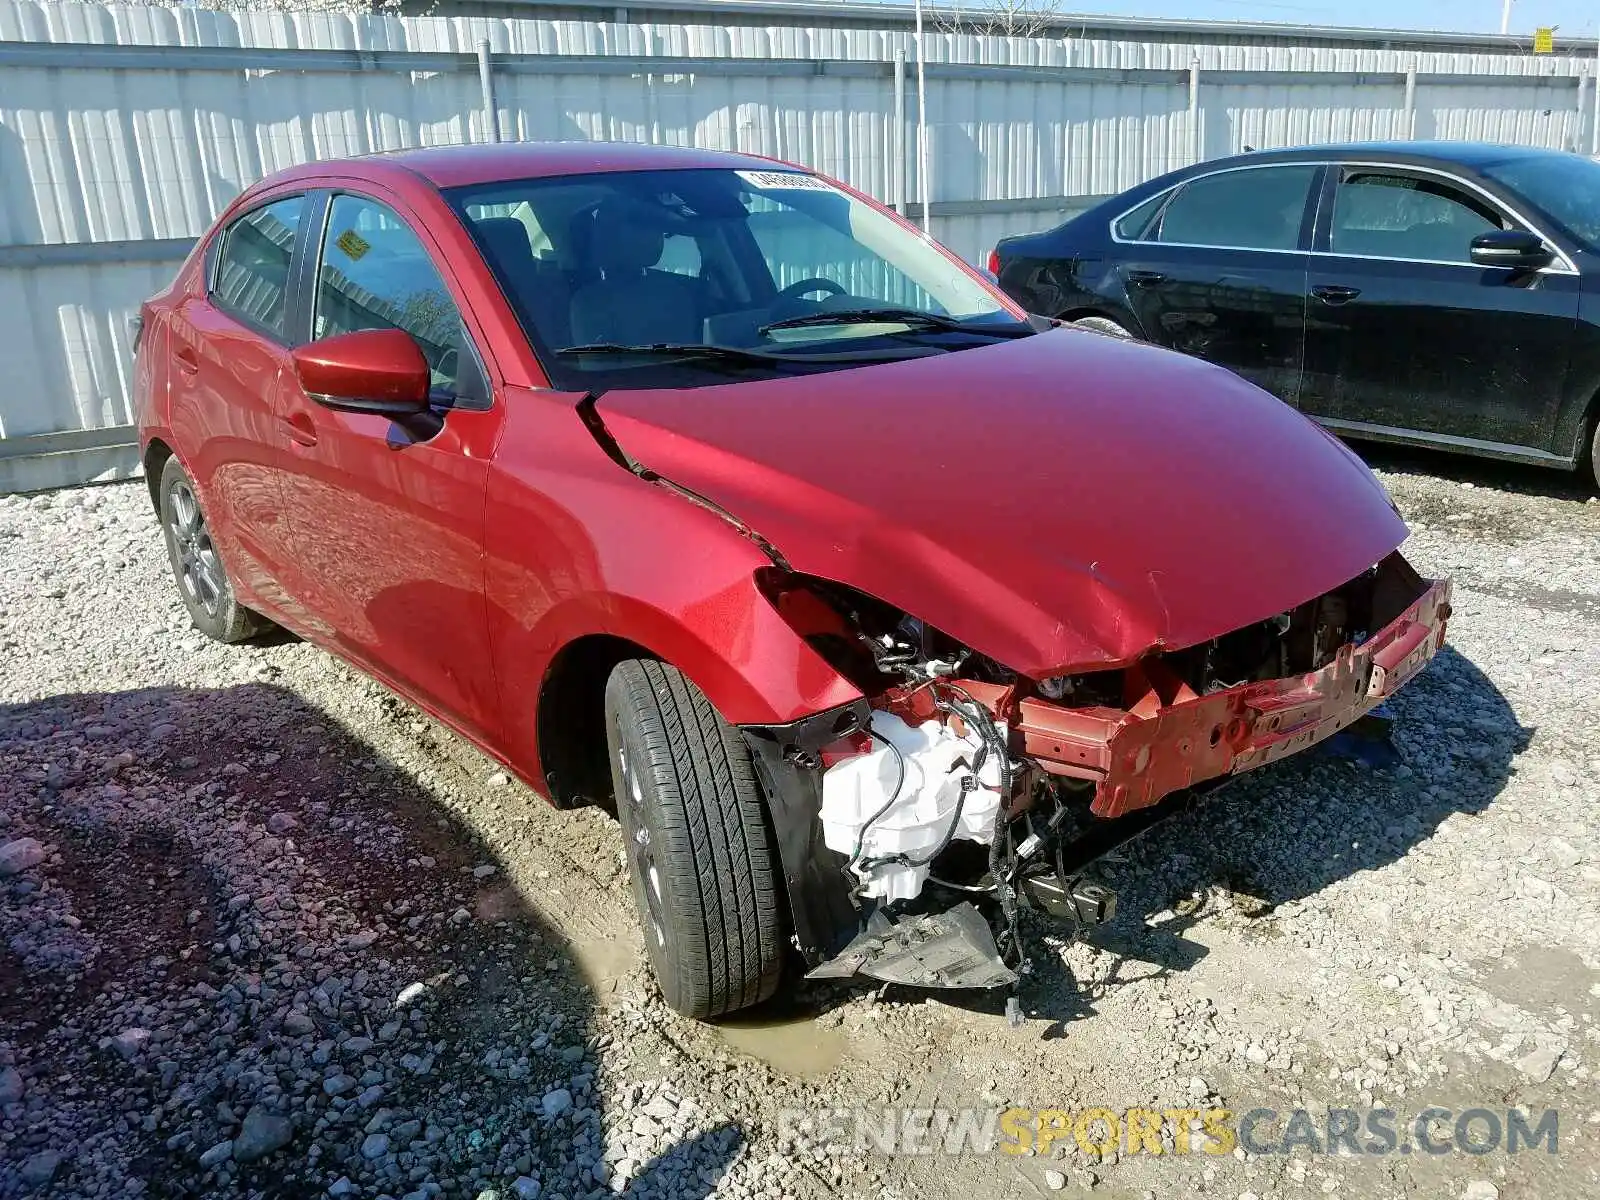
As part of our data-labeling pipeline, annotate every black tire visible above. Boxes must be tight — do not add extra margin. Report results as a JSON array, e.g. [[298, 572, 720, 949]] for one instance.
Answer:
[[1070, 315, 1136, 339], [157, 456, 270, 644], [604, 659, 785, 1019]]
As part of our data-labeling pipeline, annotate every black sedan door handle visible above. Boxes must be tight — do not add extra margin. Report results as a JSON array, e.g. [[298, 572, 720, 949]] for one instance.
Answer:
[[1311, 284, 1362, 305], [1126, 270, 1169, 288]]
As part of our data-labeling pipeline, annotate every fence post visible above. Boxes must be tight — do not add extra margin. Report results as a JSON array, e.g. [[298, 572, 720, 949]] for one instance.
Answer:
[[915, 7, 930, 233], [1404, 67, 1417, 139], [1577, 71, 1590, 153], [477, 38, 500, 143], [1188, 59, 1202, 163], [893, 49, 907, 215]]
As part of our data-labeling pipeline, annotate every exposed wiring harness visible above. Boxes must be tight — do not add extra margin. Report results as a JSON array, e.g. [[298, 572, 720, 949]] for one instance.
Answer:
[[846, 681, 1016, 895], [844, 727, 908, 885]]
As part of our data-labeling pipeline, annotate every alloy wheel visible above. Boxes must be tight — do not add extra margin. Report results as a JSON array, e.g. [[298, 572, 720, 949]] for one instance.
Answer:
[[167, 481, 225, 619], [615, 732, 668, 951]]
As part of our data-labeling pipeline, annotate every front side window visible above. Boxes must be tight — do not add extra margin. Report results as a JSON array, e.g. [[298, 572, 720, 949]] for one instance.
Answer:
[[1480, 151, 1600, 251], [313, 194, 472, 396], [452, 167, 1027, 391], [1152, 166, 1319, 252], [212, 195, 305, 340], [1330, 172, 1505, 263]]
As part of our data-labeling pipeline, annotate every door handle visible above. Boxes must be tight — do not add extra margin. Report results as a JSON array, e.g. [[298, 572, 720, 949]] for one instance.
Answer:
[[1311, 284, 1362, 305], [175, 346, 200, 375], [283, 411, 319, 447], [1127, 270, 1169, 288]]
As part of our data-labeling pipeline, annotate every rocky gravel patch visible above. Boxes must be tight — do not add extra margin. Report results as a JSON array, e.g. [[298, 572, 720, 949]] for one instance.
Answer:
[[1, 454, 1598, 1199]]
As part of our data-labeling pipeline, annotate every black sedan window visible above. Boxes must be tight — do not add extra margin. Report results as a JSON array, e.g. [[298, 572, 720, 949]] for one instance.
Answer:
[[1481, 152, 1600, 252], [1330, 173, 1503, 264], [1113, 191, 1170, 241], [1150, 165, 1318, 252]]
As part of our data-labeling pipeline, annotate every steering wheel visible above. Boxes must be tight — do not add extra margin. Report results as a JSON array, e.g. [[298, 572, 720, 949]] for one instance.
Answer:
[[770, 277, 847, 318]]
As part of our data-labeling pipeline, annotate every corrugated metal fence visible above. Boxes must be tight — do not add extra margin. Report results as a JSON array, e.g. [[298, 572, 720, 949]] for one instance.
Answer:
[[0, 0, 1592, 491]]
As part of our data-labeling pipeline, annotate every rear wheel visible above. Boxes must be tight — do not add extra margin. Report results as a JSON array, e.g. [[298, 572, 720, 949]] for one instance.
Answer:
[[603, 659, 785, 1019], [1071, 315, 1135, 339], [158, 456, 270, 644]]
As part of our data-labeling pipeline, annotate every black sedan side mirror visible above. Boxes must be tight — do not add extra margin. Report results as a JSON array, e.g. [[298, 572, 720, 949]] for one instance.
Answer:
[[1470, 229, 1555, 270]]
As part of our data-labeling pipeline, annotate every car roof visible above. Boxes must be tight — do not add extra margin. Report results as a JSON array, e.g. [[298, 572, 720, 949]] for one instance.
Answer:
[[1193, 140, 1573, 173], [272, 141, 794, 192]]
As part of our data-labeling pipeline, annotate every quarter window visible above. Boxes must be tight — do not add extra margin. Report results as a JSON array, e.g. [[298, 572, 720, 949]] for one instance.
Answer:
[[1151, 166, 1319, 252], [314, 195, 472, 396], [212, 195, 305, 340], [1331, 172, 1505, 263], [1113, 191, 1171, 241]]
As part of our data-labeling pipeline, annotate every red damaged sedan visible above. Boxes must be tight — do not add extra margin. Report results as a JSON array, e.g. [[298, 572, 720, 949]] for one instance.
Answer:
[[133, 142, 1450, 1019]]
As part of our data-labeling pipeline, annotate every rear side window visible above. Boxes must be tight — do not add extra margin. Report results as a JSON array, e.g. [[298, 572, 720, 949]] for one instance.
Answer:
[[211, 195, 306, 340], [1331, 172, 1505, 263], [1151, 166, 1319, 252], [1113, 191, 1171, 241], [313, 194, 472, 396]]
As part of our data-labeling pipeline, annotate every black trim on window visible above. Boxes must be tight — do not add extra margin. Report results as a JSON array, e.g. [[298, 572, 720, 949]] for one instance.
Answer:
[[1310, 163, 1340, 253], [283, 189, 332, 347]]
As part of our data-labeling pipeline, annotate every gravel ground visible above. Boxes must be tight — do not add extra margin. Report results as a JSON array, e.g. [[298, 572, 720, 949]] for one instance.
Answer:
[[0, 447, 1597, 1199]]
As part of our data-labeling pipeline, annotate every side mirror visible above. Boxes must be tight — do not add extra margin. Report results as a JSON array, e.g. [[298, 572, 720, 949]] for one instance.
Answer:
[[1469, 229, 1554, 271], [292, 329, 432, 416]]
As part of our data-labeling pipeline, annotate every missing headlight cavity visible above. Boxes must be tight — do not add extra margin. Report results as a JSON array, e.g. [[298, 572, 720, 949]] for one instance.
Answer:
[[746, 552, 1448, 1006]]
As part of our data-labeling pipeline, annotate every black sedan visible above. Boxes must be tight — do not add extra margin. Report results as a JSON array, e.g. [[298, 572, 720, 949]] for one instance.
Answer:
[[992, 142, 1600, 489]]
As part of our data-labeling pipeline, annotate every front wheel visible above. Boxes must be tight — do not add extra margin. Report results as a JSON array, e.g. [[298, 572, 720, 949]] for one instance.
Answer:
[[604, 659, 785, 1019], [157, 456, 270, 643], [1587, 415, 1600, 494]]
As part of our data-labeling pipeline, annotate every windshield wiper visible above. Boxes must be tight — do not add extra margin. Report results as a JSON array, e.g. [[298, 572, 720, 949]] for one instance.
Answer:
[[758, 307, 1034, 337], [556, 342, 795, 365]]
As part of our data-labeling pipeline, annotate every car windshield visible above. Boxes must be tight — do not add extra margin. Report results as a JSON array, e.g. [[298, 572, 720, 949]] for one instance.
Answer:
[[447, 167, 1026, 389], [1480, 152, 1600, 251]]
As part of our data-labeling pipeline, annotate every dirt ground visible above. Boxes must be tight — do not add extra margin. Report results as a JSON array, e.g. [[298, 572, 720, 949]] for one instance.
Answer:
[[1, 444, 1597, 1199]]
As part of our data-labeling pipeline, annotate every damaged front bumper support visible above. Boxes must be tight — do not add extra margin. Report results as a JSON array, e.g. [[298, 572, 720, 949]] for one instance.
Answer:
[[740, 564, 1452, 993]]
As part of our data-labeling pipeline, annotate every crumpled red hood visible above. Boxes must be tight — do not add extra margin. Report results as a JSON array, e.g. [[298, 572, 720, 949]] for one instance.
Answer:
[[594, 329, 1409, 677]]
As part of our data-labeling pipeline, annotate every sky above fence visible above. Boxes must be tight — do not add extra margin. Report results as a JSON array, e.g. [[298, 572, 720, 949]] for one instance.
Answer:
[[1052, 0, 1598, 39]]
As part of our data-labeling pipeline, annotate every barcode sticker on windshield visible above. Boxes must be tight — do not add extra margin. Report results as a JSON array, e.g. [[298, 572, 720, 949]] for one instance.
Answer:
[[736, 170, 836, 192]]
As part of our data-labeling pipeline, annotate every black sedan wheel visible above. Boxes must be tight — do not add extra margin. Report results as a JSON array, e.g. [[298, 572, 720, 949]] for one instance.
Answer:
[[158, 456, 269, 643], [604, 659, 785, 1019], [1071, 315, 1135, 339]]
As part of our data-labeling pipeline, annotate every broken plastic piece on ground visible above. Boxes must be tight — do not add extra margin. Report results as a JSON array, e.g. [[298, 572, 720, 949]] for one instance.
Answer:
[[805, 901, 1017, 989]]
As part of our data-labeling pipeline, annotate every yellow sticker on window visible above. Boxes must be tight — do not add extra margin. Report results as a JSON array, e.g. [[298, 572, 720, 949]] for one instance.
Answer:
[[335, 229, 371, 260]]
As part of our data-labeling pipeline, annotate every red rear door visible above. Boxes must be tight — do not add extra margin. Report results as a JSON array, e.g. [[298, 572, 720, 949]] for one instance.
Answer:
[[166, 193, 311, 613]]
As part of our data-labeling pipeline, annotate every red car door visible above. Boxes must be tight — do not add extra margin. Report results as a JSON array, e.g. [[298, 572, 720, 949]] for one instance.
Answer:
[[166, 193, 310, 613], [271, 188, 504, 744]]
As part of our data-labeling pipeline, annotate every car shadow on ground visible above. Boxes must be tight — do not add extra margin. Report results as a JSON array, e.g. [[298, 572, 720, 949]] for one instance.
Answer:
[[1353, 440, 1595, 502], [0, 681, 743, 1200], [916, 641, 1528, 1028]]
